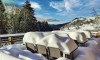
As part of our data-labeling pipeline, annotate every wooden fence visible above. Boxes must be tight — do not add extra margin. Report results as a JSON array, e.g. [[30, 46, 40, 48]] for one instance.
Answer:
[[0, 33, 25, 45]]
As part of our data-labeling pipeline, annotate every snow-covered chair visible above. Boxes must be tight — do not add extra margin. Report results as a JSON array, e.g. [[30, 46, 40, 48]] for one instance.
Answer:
[[48, 47, 62, 59], [83, 30, 92, 39], [61, 39, 78, 55], [67, 32, 87, 46], [36, 44, 47, 58], [26, 43, 37, 53], [59, 39, 78, 60]]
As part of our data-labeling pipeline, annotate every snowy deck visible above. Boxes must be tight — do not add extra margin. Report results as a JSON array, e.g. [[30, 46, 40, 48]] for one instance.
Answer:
[[0, 31, 100, 60]]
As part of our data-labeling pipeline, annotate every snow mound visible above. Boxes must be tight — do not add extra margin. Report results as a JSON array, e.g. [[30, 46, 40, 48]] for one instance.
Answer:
[[0, 52, 21, 60], [0, 44, 47, 60], [74, 47, 96, 60]]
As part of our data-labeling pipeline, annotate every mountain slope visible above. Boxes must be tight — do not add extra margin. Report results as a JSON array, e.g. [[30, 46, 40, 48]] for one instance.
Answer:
[[60, 16, 100, 30]]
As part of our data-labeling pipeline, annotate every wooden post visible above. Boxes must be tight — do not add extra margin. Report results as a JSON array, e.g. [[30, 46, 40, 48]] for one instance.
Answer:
[[8, 36, 14, 44]]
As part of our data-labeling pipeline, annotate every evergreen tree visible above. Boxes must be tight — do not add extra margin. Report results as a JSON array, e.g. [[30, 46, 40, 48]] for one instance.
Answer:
[[19, 0, 37, 32], [0, 0, 5, 34], [6, 8, 21, 34], [39, 21, 52, 31]]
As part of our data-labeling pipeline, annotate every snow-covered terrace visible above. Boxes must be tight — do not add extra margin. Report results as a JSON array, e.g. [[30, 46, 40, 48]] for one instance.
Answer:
[[0, 31, 100, 60]]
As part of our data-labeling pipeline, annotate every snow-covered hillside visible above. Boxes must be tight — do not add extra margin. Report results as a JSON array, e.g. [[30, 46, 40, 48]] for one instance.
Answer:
[[61, 16, 100, 31]]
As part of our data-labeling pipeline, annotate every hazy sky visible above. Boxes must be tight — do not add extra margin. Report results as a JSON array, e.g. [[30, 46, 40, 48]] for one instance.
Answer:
[[2, 0, 100, 24]]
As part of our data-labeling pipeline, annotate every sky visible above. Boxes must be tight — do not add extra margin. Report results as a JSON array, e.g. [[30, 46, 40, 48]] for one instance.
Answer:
[[1, 0, 100, 24]]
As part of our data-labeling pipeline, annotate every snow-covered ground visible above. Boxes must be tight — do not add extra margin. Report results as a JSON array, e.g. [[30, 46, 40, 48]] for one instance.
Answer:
[[0, 44, 48, 60]]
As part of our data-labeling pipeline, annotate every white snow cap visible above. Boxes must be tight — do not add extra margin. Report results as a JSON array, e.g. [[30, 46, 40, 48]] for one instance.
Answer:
[[23, 32, 44, 44], [41, 34, 60, 48]]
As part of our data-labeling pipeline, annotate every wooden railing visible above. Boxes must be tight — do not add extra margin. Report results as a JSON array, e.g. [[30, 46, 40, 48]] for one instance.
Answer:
[[0, 33, 25, 45]]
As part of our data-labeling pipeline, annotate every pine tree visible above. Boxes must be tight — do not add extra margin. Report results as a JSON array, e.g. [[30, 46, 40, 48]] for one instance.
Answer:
[[39, 21, 52, 31], [0, 0, 5, 34], [19, 0, 37, 32], [6, 8, 21, 34]]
